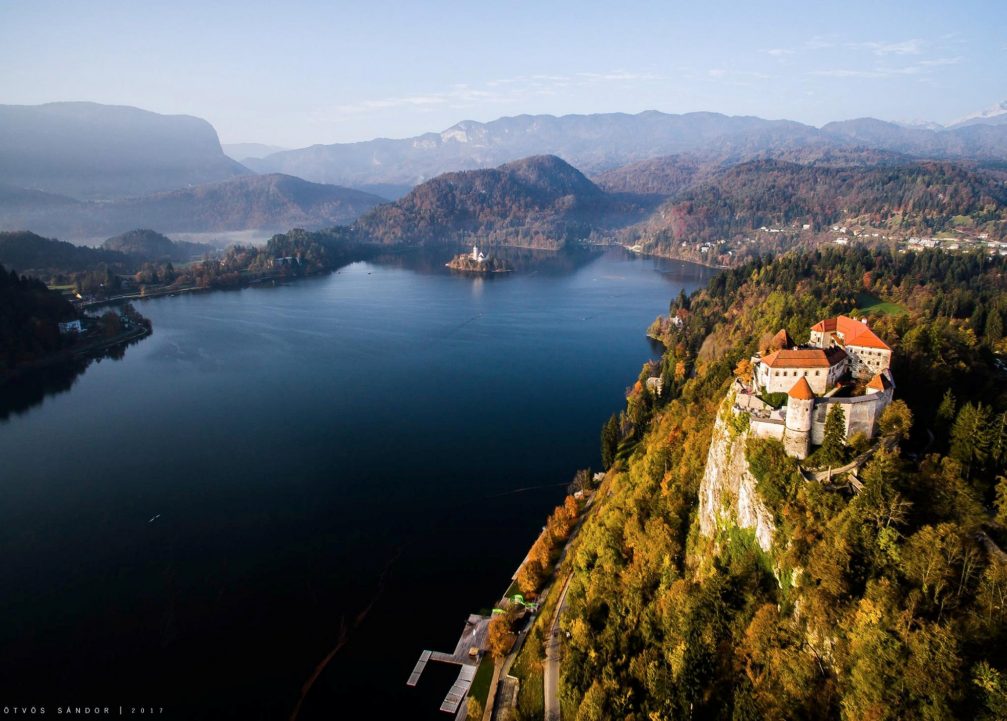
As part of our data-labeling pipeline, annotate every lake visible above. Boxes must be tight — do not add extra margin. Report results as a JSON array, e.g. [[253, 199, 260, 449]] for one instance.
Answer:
[[0, 247, 712, 719]]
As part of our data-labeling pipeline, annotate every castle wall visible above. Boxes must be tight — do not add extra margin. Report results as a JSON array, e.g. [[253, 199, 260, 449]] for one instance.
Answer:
[[759, 366, 833, 395], [846, 345, 892, 380], [809, 389, 892, 445], [750, 418, 785, 441]]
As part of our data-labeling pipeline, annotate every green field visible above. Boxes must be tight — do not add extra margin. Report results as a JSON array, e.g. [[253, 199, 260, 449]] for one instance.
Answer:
[[855, 292, 907, 316], [466, 654, 495, 719]]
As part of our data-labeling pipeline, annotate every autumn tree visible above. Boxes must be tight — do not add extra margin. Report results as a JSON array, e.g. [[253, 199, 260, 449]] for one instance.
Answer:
[[547, 503, 575, 541], [487, 613, 516, 660], [516, 559, 545, 597], [879, 399, 913, 440], [528, 532, 554, 569], [734, 357, 753, 384], [563, 494, 579, 520]]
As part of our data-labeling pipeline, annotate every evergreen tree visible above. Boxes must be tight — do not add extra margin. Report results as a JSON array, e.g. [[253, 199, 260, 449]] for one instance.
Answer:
[[601, 414, 620, 469], [950, 402, 993, 478], [991, 412, 1007, 470], [936, 389, 957, 426], [821, 404, 847, 466], [985, 308, 1003, 347]]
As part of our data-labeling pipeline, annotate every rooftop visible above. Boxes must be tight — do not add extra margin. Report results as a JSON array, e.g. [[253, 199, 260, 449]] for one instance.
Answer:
[[811, 315, 891, 351], [762, 346, 848, 369], [788, 376, 815, 400]]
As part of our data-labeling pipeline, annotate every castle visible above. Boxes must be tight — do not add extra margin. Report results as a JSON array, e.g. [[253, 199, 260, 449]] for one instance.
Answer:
[[734, 315, 895, 459]]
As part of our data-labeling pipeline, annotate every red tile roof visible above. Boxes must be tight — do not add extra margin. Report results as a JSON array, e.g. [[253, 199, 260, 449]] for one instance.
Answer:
[[762, 347, 846, 369], [811, 315, 891, 351], [770, 328, 793, 350], [867, 373, 893, 391], [788, 377, 815, 400]]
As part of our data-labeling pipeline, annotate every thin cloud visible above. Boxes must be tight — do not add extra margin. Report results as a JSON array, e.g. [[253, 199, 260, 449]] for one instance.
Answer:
[[852, 39, 924, 56], [316, 72, 664, 120], [765, 48, 795, 57], [707, 68, 770, 81], [811, 55, 962, 80], [918, 56, 962, 66]]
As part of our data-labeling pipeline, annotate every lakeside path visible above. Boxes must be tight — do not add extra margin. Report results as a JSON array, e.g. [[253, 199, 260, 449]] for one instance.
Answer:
[[543, 572, 573, 721]]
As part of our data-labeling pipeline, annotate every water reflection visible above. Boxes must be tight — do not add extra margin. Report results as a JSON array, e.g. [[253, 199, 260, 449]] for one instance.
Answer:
[[0, 334, 144, 422]]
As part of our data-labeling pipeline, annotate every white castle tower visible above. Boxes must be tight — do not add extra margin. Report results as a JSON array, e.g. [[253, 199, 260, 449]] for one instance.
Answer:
[[783, 377, 814, 459]]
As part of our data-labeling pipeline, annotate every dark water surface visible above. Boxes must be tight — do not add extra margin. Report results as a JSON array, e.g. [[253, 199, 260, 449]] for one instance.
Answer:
[[0, 248, 711, 719]]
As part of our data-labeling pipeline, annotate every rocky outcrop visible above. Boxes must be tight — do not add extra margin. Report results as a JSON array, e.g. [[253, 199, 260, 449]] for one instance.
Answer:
[[697, 409, 776, 552]]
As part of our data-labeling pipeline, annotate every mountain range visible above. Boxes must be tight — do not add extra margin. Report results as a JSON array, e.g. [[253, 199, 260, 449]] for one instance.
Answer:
[[2, 100, 1007, 246], [246, 108, 1007, 189]]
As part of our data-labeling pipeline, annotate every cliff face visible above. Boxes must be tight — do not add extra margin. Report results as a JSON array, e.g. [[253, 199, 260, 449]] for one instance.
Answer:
[[697, 409, 776, 552]]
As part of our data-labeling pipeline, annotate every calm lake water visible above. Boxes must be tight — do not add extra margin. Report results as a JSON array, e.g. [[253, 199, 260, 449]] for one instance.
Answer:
[[0, 247, 711, 719]]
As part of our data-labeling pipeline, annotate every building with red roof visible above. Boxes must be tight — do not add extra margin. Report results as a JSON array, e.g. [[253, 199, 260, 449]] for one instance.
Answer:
[[809, 315, 892, 380], [741, 315, 896, 459]]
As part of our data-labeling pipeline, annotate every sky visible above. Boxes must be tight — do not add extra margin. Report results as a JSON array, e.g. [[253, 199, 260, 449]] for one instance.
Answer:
[[1, 0, 1005, 148]]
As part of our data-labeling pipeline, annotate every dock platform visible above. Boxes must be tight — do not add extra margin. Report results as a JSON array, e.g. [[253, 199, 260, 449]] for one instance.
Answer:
[[440, 664, 477, 714], [407, 650, 431, 687], [406, 614, 491, 713]]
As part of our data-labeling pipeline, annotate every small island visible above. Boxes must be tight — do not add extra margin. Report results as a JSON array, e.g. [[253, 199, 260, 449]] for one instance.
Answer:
[[446, 246, 513, 274]]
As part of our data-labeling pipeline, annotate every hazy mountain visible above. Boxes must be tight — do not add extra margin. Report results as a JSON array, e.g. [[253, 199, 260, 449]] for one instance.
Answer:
[[248, 109, 1007, 191], [352, 155, 645, 249], [821, 117, 1007, 160], [221, 143, 288, 162], [0, 102, 252, 200], [0, 174, 384, 240], [948, 100, 1007, 128], [245, 111, 828, 188], [102, 229, 212, 262], [894, 119, 945, 131]]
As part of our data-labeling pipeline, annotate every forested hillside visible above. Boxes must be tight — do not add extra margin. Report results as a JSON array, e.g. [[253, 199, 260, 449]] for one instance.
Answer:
[[526, 248, 1007, 720], [626, 160, 1007, 256], [352, 155, 646, 249], [0, 231, 130, 276], [0, 265, 77, 372]]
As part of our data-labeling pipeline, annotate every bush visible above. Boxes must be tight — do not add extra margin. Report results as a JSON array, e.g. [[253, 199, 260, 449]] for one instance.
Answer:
[[760, 392, 789, 408], [746, 437, 800, 512]]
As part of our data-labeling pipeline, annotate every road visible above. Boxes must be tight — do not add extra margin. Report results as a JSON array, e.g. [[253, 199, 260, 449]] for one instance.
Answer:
[[543, 572, 573, 721]]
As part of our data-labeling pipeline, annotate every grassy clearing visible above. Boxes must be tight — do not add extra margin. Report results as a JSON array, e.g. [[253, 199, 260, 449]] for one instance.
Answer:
[[466, 654, 496, 719], [856, 292, 907, 316]]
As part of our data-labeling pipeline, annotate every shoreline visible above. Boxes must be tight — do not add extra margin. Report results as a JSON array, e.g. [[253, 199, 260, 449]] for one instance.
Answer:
[[0, 323, 152, 388]]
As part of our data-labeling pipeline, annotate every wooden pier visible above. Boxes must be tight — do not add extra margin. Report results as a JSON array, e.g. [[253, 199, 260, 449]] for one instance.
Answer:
[[441, 664, 478, 714], [406, 650, 431, 687], [406, 614, 491, 713]]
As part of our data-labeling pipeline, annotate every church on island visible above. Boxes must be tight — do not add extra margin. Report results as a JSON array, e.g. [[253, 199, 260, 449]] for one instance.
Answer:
[[734, 315, 895, 459]]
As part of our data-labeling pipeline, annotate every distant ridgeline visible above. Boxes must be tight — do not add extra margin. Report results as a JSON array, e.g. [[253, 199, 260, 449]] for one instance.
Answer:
[[0, 228, 370, 298], [539, 246, 1007, 720], [344, 153, 1007, 263]]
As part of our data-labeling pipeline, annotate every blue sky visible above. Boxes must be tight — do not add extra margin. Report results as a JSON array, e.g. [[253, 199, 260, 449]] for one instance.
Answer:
[[1, 0, 1005, 147]]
